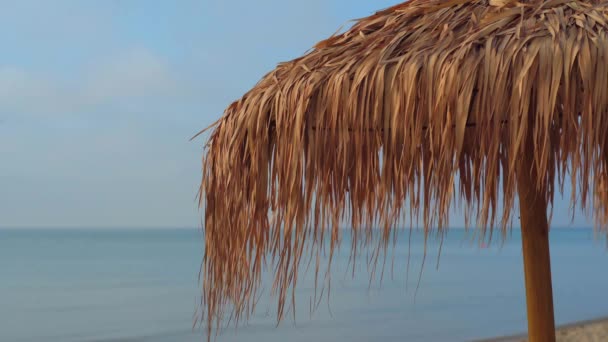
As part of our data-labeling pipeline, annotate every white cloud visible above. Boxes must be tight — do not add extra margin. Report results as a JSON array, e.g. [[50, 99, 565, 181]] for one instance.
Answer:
[[83, 49, 179, 105], [0, 67, 69, 116], [0, 48, 189, 120]]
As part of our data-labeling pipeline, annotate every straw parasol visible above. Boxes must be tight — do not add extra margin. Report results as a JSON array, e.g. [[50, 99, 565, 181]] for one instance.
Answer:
[[196, 1, 608, 340]]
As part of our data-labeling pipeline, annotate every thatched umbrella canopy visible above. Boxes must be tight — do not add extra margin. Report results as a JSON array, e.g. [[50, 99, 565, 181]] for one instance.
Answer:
[[197, 1, 608, 340]]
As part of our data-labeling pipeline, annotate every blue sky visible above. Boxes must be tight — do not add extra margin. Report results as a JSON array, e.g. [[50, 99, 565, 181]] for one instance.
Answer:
[[0, 1, 589, 228]]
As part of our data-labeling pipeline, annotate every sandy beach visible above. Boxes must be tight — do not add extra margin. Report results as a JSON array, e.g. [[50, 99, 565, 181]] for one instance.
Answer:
[[483, 317, 608, 342]]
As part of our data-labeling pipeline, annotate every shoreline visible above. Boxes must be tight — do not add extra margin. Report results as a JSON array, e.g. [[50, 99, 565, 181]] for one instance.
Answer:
[[478, 316, 608, 341]]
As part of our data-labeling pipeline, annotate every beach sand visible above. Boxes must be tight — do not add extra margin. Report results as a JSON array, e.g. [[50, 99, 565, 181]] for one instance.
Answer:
[[483, 317, 608, 342]]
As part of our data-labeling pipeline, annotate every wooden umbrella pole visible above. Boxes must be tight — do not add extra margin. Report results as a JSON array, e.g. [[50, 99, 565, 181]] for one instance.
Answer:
[[517, 142, 556, 342]]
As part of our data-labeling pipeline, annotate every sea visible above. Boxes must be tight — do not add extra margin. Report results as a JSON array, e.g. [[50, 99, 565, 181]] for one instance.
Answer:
[[1, 228, 607, 342]]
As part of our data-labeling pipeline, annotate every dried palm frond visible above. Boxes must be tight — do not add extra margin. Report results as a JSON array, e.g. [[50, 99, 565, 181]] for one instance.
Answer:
[[197, 0, 608, 338]]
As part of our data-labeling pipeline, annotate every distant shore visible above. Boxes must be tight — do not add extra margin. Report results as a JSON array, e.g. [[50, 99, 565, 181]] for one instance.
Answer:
[[479, 316, 608, 341]]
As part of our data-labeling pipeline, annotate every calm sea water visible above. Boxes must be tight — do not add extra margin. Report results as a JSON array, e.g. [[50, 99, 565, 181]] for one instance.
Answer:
[[1, 228, 607, 342]]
